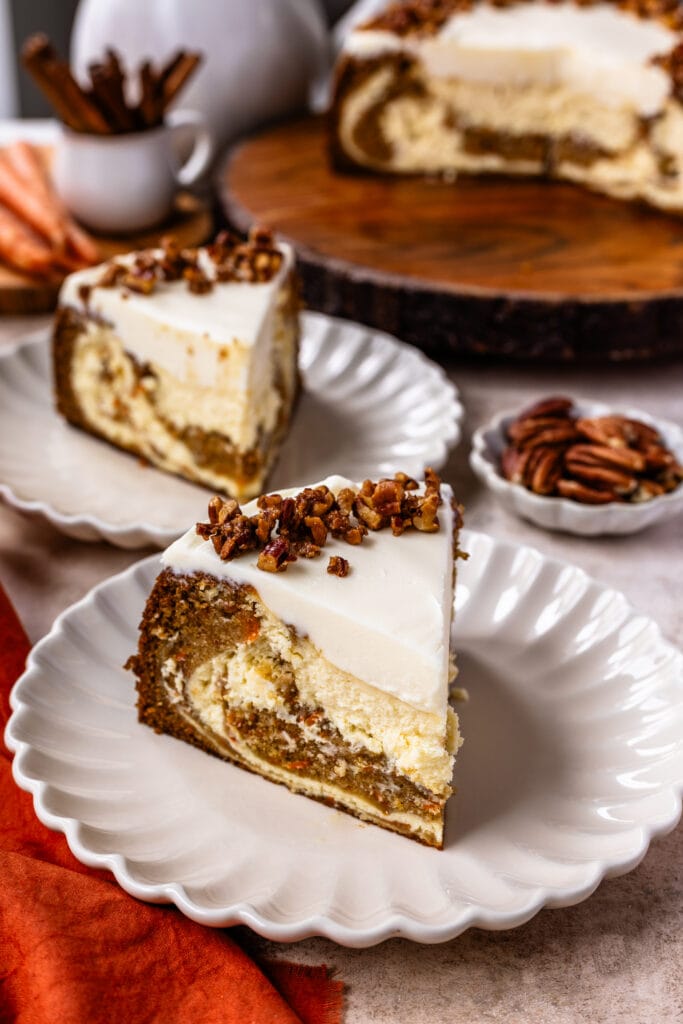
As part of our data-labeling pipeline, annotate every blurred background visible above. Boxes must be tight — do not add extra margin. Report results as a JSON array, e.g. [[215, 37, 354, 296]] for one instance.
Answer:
[[0, 0, 354, 118]]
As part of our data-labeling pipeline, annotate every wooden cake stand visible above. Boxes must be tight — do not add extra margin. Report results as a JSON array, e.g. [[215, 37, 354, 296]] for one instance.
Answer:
[[220, 117, 683, 362]]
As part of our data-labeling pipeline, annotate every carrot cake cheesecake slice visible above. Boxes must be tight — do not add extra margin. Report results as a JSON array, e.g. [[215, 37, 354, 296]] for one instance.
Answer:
[[331, 0, 683, 212], [126, 470, 464, 848], [53, 228, 299, 501]]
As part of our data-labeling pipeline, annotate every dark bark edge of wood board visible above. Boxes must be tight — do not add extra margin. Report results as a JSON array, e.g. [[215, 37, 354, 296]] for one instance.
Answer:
[[219, 117, 683, 363]]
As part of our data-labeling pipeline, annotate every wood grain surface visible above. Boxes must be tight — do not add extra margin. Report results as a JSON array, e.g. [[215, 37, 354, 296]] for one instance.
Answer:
[[0, 193, 212, 315], [220, 117, 683, 361]]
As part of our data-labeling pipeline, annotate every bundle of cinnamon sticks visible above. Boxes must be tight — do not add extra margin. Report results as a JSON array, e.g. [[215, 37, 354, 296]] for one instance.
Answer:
[[22, 35, 202, 135], [0, 141, 99, 278]]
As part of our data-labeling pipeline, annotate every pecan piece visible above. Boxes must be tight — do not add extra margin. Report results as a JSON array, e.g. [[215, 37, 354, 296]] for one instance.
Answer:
[[564, 443, 646, 474], [293, 540, 321, 559], [641, 444, 676, 472], [394, 471, 419, 491], [371, 478, 404, 517], [257, 492, 283, 513], [412, 492, 440, 532], [257, 537, 296, 573], [563, 453, 637, 495], [251, 509, 277, 545], [354, 495, 386, 531], [335, 488, 357, 514], [327, 555, 350, 577], [518, 425, 580, 449], [524, 446, 563, 495], [304, 515, 327, 547], [576, 416, 661, 450], [501, 446, 531, 484], [97, 261, 126, 287], [516, 396, 574, 421], [342, 525, 366, 546], [633, 480, 667, 501], [556, 479, 619, 504], [183, 265, 213, 294], [122, 268, 156, 294]]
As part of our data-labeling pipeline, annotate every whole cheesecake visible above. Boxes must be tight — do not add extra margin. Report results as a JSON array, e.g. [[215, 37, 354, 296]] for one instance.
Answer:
[[331, 0, 683, 212]]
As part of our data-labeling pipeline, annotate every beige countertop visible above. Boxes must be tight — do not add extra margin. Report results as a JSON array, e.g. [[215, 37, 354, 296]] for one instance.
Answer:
[[1, 314, 681, 1024]]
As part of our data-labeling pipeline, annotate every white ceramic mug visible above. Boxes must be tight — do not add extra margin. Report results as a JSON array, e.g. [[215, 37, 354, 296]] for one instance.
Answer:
[[53, 109, 213, 234]]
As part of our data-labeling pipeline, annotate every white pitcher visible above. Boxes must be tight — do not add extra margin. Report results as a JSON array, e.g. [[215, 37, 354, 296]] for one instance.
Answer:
[[71, 0, 330, 152]]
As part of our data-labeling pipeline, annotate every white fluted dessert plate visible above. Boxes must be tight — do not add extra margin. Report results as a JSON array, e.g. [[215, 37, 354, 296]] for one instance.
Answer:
[[0, 312, 461, 548], [6, 531, 683, 947]]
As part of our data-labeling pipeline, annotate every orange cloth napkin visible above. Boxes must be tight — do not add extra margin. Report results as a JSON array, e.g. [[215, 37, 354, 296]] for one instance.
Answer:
[[0, 583, 343, 1024]]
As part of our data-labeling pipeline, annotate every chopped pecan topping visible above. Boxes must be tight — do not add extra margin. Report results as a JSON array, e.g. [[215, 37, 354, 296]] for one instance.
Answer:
[[327, 556, 350, 577], [364, 0, 465, 36], [183, 265, 213, 294], [500, 397, 683, 504], [91, 225, 283, 299], [257, 537, 297, 573], [362, 0, 683, 39], [97, 260, 126, 288], [196, 470, 452, 574]]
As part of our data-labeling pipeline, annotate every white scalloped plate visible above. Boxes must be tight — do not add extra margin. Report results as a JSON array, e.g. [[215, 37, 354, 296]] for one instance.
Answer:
[[0, 312, 462, 548], [6, 531, 683, 946]]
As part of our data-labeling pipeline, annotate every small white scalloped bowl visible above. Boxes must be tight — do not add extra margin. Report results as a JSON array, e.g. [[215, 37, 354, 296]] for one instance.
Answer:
[[470, 398, 683, 536]]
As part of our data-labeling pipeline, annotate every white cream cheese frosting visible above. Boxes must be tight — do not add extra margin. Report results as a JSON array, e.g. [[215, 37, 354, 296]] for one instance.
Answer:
[[58, 243, 294, 390], [344, 2, 677, 116], [162, 475, 456, 717]]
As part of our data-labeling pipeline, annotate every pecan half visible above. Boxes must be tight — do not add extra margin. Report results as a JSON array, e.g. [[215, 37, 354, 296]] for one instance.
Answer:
[[517, 396, 574, 421], [556, 480, 619, 504], [524, 446, 563, 495], [575, 416, 661, 450]]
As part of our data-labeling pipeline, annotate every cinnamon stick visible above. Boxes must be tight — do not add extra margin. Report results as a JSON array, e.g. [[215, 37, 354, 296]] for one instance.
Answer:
[[160, 52, 202, 112], [23, 35, 202, 135], [138, 61, 161, 127], [89, 62, 136, 132], [21, 35, 84, 131], [22, 34, 112, 134]]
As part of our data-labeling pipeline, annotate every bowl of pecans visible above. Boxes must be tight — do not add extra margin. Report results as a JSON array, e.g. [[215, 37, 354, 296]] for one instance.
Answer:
[[470, 396, 683, 535]]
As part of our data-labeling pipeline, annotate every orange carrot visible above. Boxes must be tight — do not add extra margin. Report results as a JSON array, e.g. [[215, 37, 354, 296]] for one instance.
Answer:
[[4, 140, 52, 194], [62, 218, 99, 266], [5, 141, 99, 265], [0, 152, 66, 250], [0, 203, 55, 276]]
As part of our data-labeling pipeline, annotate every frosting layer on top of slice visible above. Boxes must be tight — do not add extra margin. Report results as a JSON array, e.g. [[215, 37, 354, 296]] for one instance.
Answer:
[[344, 1, 677, 116], [58, 244, 293, 389], [162, 475, 456, 716]]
